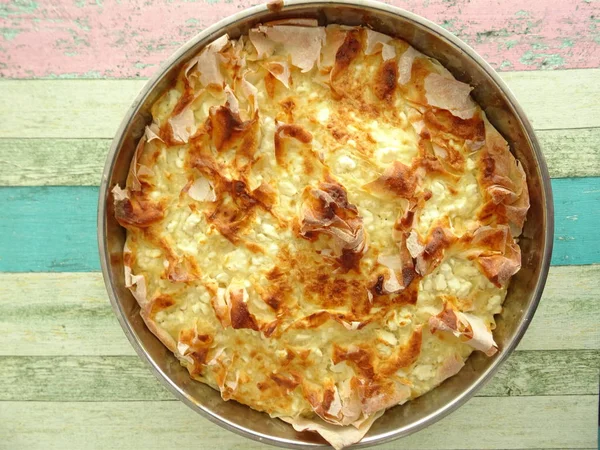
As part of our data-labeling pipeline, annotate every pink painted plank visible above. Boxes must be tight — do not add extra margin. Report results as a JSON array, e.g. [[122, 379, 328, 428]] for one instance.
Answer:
[[0, 0, 598, 78]]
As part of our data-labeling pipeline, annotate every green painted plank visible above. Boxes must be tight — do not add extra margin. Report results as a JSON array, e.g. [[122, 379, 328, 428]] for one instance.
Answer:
[[1, 129, 599, 187], [0, 71, 599, 139], [0, 266, 597, 357], [0, 186, 98, 272], [480, 350, 599, 397], [538, 128, 600, 179], [0, 397, 596, 449], [1, 178, 598, 272], [0, 351, 596, 402], [0, 139, 109, 186]]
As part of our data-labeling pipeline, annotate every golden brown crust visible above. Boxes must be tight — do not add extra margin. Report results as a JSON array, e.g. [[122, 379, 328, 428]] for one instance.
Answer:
[[114, 23, 529, 449]]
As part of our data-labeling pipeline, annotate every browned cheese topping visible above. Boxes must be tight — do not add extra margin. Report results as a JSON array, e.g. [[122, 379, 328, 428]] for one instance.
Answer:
[[113, 21, 529, 449]]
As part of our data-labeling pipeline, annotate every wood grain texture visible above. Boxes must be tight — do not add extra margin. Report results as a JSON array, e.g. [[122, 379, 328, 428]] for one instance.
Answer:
[[538, 128, 600, 179], [0, 351, 597, 402], [1, 2, 597, 448], [2, 128, 599, 186], [0, 0, 598, 78], [0, 397, 596, 449], [1, 266, 597, 357], [553, 177, 600, 265], [1, 70, 599, 139], [0, 186, 98, 272], [2, 179, 597, 272], [0, 138, 109, 186]]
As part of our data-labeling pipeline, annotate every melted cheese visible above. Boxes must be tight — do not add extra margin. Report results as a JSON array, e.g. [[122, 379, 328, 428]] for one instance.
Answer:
[[114, 23, 528, 448]]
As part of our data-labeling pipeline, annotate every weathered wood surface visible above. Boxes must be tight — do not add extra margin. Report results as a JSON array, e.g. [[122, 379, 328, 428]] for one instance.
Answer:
[[0, 186, 98, 272], [1, 350, 597, 402], [1, 265, 598, 357], [2, 127, 600, 187], [0, 397, 596, 449], [1, 0, 598, 78], [1, 70, 599, 139], [1, 1, 598, 448]]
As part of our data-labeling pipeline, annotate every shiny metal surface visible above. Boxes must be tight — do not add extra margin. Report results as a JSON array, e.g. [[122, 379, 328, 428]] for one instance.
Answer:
[[97, 1, 554, 447]]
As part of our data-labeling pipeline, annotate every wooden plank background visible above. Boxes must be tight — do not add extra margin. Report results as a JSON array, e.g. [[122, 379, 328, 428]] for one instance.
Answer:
[[0, 0, 598, 449]]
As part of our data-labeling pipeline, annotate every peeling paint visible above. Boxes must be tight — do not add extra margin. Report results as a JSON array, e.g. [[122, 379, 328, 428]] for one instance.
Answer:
[[0, 0, 39, 19], [1, 28, 21, 41], [561, 38, 574, 48], [0, 0, 598, 77], [134, 62, 153, 69], [520, 50, 566, 69], [74, 18, 91, 31]]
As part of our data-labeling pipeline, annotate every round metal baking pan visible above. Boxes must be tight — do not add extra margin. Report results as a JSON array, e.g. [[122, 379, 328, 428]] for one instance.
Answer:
[[98, 1, 554, 447]]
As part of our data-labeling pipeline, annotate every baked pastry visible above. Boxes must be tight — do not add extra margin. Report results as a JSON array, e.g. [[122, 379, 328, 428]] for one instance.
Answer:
[[113, 20, 529, 449]]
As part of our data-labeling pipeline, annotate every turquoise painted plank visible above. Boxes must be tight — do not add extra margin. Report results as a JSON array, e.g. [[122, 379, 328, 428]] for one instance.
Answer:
[[552, 177, 600, 265], [0, 187, 98, 272], [0, 178, 598, 272]]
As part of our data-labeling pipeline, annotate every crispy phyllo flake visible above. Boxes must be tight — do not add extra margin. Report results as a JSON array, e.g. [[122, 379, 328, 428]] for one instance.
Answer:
[[184, 34, 229, 86], [300, 179, 367, 271], [144, 122, 163, 143], [462, 225, 522, 287], [253, 25, 325, 72], [112, 185, 163, 229], [478, 120, 530, 235], [166, 255, 201, 283], [424, 73, 477, 119], [169, 108, 196, 144], [209, 104, 259, 153], [229, 286, 260, 330], [186, 175, 217, 202], [281, 410, 384, 450], [364, 29, 396, 61], [263, 60, 291, 88], [331, 29, 362, 80], [376, 254, 404, 294], [429, 303, 498, 356], [211, 285, 260, 331], [319, 26, 348, 70], [363, 161, 417, 199], [415, 225, 457, 276], [373, 59, 398, 101], [127, 136, 154, 192], [123, 259, 148, 306], [397, 46, 421, 85], [423, 108, 485, 142]]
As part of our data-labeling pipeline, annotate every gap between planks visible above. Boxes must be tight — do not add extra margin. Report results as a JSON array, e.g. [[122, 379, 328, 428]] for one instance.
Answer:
[[0, 350, 597, 402], [2, 127, 600, 186], [0, 265, 598, 357], [0, 69, 599, 139], [0, 397, 596, 449]]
